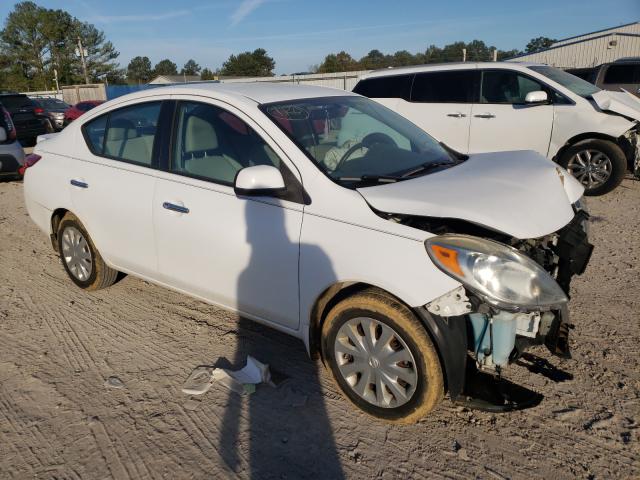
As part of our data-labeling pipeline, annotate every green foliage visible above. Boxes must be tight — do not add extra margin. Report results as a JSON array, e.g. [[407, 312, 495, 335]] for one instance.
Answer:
[[0, 1, 119, 91], [154, 59, 178, 76], [525, 36, 557, 53], [219, 48, 275, 77], [200, 67, 216, 80], [180, 59, 201, 76], [127, 56, 152, 84]]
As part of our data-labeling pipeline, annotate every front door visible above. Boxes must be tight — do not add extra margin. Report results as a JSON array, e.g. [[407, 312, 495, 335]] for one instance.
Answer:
[[152, 99, 303, 329], [468, 69, 554, 156]]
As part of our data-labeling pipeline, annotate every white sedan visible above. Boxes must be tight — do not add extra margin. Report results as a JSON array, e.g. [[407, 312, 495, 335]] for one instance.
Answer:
[[22, 83, 592, 422]]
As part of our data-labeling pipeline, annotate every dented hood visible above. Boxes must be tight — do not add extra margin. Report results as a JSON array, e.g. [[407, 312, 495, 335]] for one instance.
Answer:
[[357, 150, 581, 239], [591, 90, 640, 121]]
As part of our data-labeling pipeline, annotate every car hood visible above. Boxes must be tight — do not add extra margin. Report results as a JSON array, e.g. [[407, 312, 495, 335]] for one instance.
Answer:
[[357, 150, 582, 240], [591, 90, 640, 121]]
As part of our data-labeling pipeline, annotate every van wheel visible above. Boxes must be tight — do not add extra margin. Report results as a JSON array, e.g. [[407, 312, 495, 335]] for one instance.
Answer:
[[559, 139, 626, 196], [321, 289, 444, 424], [57, 213, 118, 290]]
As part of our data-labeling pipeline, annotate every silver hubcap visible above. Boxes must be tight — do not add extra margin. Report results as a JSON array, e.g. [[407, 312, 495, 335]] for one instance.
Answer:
[[61, 226, 93, 281], [334, 317, 418, 408], [567, 149, 612, 189]]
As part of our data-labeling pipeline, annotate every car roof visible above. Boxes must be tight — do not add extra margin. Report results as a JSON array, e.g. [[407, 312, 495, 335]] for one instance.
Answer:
[[110, 82, 358, 106], [359, 61, 546, 79]]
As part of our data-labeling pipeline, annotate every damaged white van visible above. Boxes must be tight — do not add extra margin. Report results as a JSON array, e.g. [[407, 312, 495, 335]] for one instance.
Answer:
[[22, 84, 592, 423], [354, 62, 640, 195]]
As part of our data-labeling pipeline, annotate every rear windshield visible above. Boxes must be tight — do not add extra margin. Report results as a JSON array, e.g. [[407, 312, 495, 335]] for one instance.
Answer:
[[37, 98, 70, 109], [529, 66, 600, 98], [0, 95, 35, 110]]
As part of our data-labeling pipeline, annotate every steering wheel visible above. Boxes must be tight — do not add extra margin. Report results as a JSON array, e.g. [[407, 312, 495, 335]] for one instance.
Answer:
[[334, 132, 397, 171]]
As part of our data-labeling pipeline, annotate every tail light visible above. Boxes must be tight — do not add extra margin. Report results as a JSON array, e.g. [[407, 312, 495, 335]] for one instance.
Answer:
[[34, 107, 44, 115], [18, 153, 42, 176], [1, 107, 16, 141]]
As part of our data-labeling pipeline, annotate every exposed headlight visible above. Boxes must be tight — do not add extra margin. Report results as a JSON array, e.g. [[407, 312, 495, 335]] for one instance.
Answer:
[[425, 234, 567, 310]]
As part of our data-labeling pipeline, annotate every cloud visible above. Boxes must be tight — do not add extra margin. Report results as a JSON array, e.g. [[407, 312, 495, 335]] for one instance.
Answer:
[[230, 0, 266, 27], [89, 10, 191, 24]]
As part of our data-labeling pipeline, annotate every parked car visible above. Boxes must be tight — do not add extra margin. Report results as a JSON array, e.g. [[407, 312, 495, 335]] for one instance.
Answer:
[[31, 97, 71, 131], [567, 58, 640, 98], [0, 93, 49, 146], [353, 62, 640, 195], [22, 84, 592, 422], [63, 100, 104, 126], [0, 104, 24, 178]]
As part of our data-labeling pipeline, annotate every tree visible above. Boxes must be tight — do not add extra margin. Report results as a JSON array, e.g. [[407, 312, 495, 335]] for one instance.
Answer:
[[200, 67, 216, 80], [317, 51, 359, 73], [391, 50, 416, 67], [359, 49, 389, 69], [154, 59, 177, 76], [525, 36, 556, 53], [219, 48, 275, 77], [74, 20, 120, 83], [180, 59, 201, 76], [127, 56, 152, 83]]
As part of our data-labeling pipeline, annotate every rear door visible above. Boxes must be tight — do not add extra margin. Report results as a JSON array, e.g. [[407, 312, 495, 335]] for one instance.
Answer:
[[69, 100, 164, 277], [468, 69, 554, 155], [399, 69, 477, 153]]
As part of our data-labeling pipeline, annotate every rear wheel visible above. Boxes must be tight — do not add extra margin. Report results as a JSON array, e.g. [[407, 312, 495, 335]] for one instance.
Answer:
[[57, 213, 118, 290], [321, 289, 444, 424], [559, 139, 627, 196]]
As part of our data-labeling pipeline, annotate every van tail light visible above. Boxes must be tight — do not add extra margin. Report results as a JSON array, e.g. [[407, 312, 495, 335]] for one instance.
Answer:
[[1, 106, 16, 141], [34, 107, 44, 115], [18, 154, 42, 176]]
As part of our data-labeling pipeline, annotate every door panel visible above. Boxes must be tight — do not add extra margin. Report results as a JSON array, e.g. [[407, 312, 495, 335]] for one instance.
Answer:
[[469, 70, 554, 155], [153, 178, 302, 328]]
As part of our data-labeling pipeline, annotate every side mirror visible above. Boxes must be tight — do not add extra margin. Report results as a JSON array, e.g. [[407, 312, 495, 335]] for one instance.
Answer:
[[234, 165, 285, 196], [525, 90, 548, 104], [0, 127, 6, 142]]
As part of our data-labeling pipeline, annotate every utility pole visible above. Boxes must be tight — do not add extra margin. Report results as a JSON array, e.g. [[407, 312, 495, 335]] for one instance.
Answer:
[[492, 48, 498, 62], [77, 37, 89, 84], [462, 48, 467, 62], [53, 69, 60, 93]]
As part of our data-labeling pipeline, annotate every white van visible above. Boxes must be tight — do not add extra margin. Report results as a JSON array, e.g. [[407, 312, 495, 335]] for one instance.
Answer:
[[354, 62, 640, 195]]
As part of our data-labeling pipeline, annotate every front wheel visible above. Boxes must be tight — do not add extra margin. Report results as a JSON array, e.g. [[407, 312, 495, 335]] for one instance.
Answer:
[[321, 289, 444, 424], [57, 213, 118, 290], [559, 139, 627, 196]]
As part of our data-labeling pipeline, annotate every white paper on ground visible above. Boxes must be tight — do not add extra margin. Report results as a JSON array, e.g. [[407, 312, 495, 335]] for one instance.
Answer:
[[182, 356, 271, 396]]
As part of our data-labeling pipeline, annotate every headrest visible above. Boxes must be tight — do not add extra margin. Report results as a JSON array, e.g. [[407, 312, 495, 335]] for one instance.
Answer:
[[107, 118, 137, 142], [184, 109, 219, 153]]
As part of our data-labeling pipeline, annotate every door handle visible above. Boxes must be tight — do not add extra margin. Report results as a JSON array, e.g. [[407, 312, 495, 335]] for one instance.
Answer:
[[70, 179, 88, 188], [474, 113, 496, 119], [162, 202, 189, 214], [447, 112, 466, 118]]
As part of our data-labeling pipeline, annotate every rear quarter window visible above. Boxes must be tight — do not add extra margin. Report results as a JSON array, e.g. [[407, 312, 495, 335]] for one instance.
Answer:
[[83, 115, 108, 154], [353, 74, 413, 100]]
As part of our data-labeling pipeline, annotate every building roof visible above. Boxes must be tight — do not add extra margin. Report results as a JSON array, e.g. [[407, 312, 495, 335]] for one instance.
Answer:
[[148, 75, 201, 85]]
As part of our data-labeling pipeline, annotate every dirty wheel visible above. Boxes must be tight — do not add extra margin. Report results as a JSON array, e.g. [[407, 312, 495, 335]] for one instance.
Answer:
[[559, 139, 626, 196], [57, 212, 118, 290], [321, 288, 443, 424]]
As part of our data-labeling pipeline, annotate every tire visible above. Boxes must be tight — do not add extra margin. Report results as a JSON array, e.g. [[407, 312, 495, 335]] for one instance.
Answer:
[[558, 139, 627, 196], [57, 213, 118, 290], [321, 288, 444, 424]]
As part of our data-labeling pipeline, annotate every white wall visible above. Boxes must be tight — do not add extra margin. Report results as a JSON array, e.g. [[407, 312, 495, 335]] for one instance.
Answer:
[[220, 70, 372, 91]]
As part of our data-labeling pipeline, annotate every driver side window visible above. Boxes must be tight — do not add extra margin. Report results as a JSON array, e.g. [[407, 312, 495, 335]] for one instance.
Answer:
[[171, 101, 280, 185], [480, 70, 544, 104]]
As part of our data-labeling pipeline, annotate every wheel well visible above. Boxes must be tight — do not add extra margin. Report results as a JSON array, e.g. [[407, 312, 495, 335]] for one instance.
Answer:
[[553, 132, 627, 166], [50, 208, 69, 253]]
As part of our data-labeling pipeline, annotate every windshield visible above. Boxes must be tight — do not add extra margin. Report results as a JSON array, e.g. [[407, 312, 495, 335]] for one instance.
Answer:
[[38, 98, 69, 109], [529, 66, 600, 98], [262, 96, 457, 186]]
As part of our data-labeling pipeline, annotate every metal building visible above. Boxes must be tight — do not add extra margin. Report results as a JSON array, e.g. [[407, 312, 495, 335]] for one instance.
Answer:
[[507, 22, 640, 68]]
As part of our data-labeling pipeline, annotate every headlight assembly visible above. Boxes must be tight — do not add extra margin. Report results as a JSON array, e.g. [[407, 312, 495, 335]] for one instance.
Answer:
[[426, 234, 567, 310]]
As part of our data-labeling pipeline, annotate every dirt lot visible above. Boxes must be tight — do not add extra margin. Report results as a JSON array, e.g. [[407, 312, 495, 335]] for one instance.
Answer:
[[1, 176, 639, 480]]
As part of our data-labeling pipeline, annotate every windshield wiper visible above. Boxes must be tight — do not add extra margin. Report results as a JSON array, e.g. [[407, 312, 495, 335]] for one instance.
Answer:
[[337, 174, 400, 185], [399, 162, 453, 178]]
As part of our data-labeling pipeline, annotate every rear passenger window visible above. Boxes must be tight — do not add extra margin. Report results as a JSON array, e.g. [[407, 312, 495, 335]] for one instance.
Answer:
[[480, 71, 544, 104], [411, 70, 477, 103], [171, 101, 280, 185], [603, 64, 639, 84], [353, 75, 413, 100], [84, 115, 107, 154]]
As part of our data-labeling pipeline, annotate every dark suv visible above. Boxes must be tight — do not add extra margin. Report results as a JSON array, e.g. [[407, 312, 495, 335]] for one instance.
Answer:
[[0, 93, 49, 146], [567, 58, 640, 97]]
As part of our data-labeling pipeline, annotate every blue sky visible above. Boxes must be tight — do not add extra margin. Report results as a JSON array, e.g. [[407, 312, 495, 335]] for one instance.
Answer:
[[1, 0, 638, 74]]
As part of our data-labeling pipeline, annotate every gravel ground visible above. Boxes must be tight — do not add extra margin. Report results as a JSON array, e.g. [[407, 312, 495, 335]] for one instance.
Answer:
[[0, 175, 639, 479]]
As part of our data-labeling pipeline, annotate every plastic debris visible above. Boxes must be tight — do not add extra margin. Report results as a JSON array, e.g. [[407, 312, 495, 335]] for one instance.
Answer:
[[104, 376, 125, 389], [182, 356, 271, 396]]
